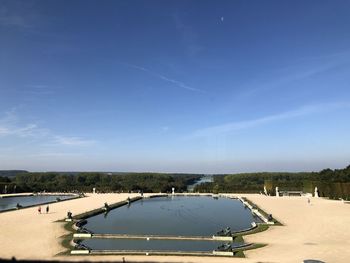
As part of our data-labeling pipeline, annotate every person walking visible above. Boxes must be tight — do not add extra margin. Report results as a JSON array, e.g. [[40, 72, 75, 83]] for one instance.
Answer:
[[38, 206, 41, 214], [46, 205, 49, 214]]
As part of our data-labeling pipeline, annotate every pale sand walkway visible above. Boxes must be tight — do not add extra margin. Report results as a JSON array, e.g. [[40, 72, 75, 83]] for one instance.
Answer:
[[0, 193, 349, 263], [240, 194, 350, 263]]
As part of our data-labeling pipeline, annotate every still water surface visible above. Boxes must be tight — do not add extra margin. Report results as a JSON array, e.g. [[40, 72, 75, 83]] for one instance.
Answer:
[[84, 196, 261, 236], [187, 175, 214, 192], [0, 195, 74, 211]]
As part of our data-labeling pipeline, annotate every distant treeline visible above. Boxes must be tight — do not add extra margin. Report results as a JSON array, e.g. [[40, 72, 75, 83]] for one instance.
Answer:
[[2, 165, 350, 199], [194, 165, 350, 199], [0, 172, 202, 193], [0, 170, 28, 178]]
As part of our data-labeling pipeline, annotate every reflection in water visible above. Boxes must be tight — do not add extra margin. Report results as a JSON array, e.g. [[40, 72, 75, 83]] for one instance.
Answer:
[[86, 196, 261, 236], [103, 210, 110, 218]]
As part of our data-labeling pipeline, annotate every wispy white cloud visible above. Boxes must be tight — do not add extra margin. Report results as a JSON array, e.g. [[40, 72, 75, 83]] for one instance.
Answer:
[[1, 84, 56, 96], [172, 13, 204, 57], [0, 13, 28, 28], [27, 152, 83, 158], [241, 64, 341, 98], [0, 5, 34, 28], [0, 123, 47, 138], [190, 102, 350, 138], [0, 110, 95, 147], [0, 110, 42, 137], [127, 64, 204, 93], [24, 84, 55, 96], [12, 124, 39, 137], [238, 51, 350, 99], [161, 126, 170, 132], [54, 136, 96, 146]]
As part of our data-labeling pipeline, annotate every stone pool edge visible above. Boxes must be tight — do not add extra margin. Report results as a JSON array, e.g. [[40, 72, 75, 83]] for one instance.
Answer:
[[61, 194, 272, 258]]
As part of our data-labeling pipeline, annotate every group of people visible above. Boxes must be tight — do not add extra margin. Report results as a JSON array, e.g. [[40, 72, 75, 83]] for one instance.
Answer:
[[37, 205, 49, 214]]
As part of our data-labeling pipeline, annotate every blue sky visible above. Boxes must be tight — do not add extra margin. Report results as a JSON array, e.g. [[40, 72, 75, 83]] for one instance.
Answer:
[[1, 0, 350, 173]]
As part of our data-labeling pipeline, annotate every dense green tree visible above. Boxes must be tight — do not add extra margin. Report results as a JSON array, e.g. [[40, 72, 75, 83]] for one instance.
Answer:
[[194, 165, 350, 199], [6, 172, 201, 194]]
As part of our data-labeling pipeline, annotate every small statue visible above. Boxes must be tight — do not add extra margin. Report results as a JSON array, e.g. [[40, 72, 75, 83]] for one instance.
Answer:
[[275, 187, 280, 197], [314, 187, 319, 198], [263, 186, 268, 195], [67, 211, 72, 219], [268, 214, 273, 221]]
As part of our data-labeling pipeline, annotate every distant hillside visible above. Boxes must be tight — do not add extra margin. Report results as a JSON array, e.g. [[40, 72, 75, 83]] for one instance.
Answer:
[[0, 170, 28, 178]]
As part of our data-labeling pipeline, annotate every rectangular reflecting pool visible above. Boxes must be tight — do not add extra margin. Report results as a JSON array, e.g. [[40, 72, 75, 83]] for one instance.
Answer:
[[81, 238, 242, 252], [84, 195, 261, 236], [0, 194, 75, 211]]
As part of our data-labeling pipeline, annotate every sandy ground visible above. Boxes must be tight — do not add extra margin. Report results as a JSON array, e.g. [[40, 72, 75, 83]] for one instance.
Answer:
[[0, 193, 349, 263]]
